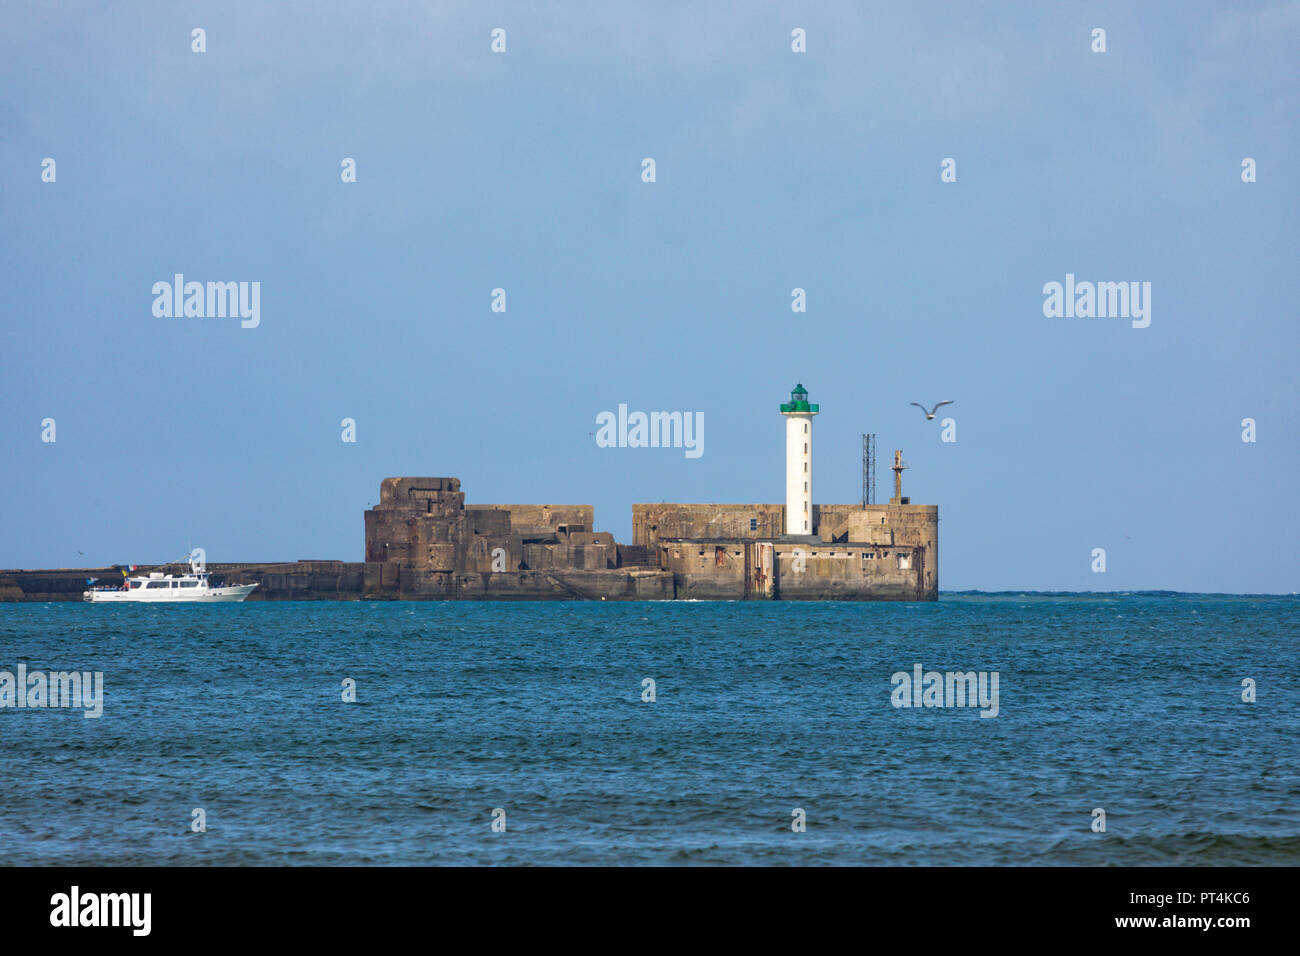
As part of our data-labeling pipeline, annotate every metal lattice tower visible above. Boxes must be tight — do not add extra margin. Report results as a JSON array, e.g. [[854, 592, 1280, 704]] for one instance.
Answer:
[[862, 434, 876, 506]]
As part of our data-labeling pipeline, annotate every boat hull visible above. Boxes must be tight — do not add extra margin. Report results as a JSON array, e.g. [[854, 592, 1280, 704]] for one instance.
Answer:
[[83, 584, 258, 603]]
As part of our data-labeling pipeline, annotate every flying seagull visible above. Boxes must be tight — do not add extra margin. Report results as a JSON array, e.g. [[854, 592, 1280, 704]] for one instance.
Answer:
[[911, 400, 954, 420]]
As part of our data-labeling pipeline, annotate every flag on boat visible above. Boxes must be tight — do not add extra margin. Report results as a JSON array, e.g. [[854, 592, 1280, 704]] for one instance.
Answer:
[[86, 578, 97, 585]]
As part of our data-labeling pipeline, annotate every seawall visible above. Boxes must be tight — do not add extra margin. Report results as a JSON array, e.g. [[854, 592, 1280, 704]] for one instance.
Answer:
[[0, 562, 676, 602]]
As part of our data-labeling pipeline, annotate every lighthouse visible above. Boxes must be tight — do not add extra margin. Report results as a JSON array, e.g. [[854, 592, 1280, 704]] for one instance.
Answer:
[[779, 383, 819, 535]]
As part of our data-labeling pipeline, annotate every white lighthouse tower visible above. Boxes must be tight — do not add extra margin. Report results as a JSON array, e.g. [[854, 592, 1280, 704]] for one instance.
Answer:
[[780, 383, 819, 535]]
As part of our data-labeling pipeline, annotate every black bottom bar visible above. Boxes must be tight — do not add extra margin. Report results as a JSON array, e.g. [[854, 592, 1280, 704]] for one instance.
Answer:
[[0, 865, 1288, 943]]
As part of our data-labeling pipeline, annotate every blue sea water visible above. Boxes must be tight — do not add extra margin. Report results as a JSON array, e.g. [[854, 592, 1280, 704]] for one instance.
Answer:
[[0, 595, 1296, 866]]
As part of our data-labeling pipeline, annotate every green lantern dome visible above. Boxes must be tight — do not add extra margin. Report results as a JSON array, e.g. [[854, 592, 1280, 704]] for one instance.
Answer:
[[779, 383, 819, 413]]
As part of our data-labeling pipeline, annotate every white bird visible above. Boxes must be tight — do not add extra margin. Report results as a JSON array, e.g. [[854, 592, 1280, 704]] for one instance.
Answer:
[[911, 400, 954, 420]]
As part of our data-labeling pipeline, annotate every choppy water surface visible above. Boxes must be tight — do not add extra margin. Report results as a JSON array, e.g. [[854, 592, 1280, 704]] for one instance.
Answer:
[[1, 594, 1296, 865]]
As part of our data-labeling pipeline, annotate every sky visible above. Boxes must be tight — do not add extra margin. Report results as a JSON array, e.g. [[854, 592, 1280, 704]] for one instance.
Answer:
[[1, 1, 1297, 592]]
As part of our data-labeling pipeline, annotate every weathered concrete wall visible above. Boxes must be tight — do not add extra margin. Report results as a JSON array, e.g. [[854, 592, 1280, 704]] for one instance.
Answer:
[[355, 481, 670, 599], [478, 505, 593, 533], [378, 477, 464, 509], [659, 541, 748, 599], [633, 504, 785, 547], [365, 477, 470, 566], [814, 503, 938, 596], [363, 479, 599, 580], [658, 540, 934, 601], [360, 563, 674, 601], [464, 507, 511, 537], [772, 543, 930, 600], [616, 544, 659, 568], [2, 560, 677, 602], [0, 568, 117, 602], [631, 500, 937, 600], [2, 478, 938, 603], [0, 562, 366, 602], [452, 568, 673, 600], [216, 562, 365, 600]]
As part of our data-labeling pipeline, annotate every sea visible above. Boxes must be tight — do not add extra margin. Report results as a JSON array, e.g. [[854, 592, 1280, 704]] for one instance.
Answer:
[[1, 594, 1296, 866]]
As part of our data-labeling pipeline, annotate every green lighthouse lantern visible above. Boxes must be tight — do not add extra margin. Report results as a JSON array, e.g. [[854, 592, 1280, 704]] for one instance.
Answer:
[[780, 383, 818, 414]]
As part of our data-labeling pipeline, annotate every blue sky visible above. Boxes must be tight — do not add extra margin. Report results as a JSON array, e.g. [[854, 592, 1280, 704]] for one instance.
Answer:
[[2, 1, 1296, 592]]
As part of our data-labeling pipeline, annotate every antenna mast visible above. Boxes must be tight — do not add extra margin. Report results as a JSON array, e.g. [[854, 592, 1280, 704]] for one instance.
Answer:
[[862, 433, 876, 507]]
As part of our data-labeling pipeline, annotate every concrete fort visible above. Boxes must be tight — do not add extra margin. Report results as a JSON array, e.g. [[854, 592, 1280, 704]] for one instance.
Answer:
[[0, 491, 937, 602], [633, 502, 938, 600], [345, 384, 938, 600], [355, 469, 936, 600], [358, 476, 671, 599], [0, 385, 939, 601]]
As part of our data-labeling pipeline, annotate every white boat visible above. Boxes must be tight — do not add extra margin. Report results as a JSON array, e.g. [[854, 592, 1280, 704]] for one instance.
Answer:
[[83, 553, 257, 603]]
